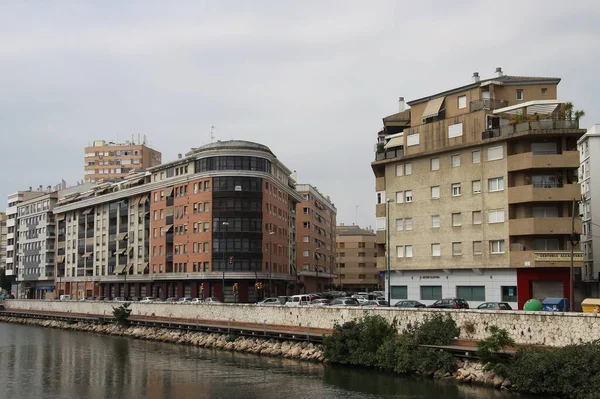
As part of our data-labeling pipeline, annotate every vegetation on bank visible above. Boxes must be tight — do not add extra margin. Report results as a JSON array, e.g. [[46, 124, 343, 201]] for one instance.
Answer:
[[112, 303, 132, 326], [324, 315, 600, 398]]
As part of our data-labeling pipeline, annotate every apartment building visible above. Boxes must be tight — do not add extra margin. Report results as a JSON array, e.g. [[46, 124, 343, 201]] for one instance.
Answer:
[[55, 140, 303, 301], [336, 224, 379, 292], [295, 184, 337, 293], [579, 124, 600, 285], [373, 68, 585, 309], [84, 139, 162, 182], [0, 212, 7, 271]]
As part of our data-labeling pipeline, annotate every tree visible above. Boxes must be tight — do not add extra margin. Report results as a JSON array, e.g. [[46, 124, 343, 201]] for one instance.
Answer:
[[0, 267, 12, 291]]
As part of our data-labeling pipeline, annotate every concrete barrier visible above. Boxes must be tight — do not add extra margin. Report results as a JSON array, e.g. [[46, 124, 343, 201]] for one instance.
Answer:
[[4, 299, 599, 347]]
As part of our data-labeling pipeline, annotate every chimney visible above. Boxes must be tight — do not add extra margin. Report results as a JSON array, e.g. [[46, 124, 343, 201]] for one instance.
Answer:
[[495, 67, 503, 77], [472, 72, 480, 83], [177, 153, 182, 159], [398, 97, 405, 112]]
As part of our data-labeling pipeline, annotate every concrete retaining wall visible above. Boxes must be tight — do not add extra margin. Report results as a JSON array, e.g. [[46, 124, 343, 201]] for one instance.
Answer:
[[4, 300, 600, 347]]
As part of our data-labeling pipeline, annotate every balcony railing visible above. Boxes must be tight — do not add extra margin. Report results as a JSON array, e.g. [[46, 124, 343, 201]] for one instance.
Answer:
[[470, 98, 508, 112], [375, 148, 404, 161], [483, 119, 580, 140]]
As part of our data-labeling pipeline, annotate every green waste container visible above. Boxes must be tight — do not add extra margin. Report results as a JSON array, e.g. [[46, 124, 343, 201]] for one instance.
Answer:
[[523, 299, 543, 311]]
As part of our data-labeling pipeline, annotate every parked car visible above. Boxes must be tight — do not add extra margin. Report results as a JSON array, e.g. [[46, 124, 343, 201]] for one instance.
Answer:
[[177, 297, 193, 303], [285, 294, 311, 306], [428, 298, 469, 309], [257, 297, 281, 305], [191, 298, 203, 303], [310, 298, 330, 306], [394, 300, 426, 308], [59, 295, 72, 301], [129, 297, 140, 302], [113, 297, 126, 302], [477, 302, 513, 310], [363, 300, 389, 307], [204, 297, 221, 303], [140, 297, 155, 303], [328, 298, 360, 306]]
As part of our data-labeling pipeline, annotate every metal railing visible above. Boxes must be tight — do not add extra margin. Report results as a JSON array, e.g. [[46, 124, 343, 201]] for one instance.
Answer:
[[375, 148, 404, 161], [482, 119, 580, 140], [470, 98, 508, 112]]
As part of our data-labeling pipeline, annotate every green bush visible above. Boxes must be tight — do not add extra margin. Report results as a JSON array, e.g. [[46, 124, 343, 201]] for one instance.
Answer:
[[403, 313, 459, 345], [112, 303, 132, 326], [508, 340, 600, 399], [476, 326, 515, 376]]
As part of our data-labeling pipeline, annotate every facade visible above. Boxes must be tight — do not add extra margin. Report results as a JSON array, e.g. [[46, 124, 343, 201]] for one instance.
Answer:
[[373, 68, 585, 309], [295, 184, 337, 293], [84, 139, 162, 182], [0, 212, 7, 272], [55, 140, 304, 301], [335, 224, 380, 292], [15, 193, 58, 299], [579, 124, 600, 285]]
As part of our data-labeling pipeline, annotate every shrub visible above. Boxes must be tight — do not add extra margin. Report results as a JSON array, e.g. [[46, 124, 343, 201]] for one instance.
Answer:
[[112, 303, 132, 326], [476, 326, 515, 376], [403, 314, 459, 346]]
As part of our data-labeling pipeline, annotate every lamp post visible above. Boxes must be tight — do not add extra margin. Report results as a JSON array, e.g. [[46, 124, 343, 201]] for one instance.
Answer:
[[221, 221, 229, 302], [268, 231, 275, 296], [386, 198, 394, 305], [315, 247, 321, 292]]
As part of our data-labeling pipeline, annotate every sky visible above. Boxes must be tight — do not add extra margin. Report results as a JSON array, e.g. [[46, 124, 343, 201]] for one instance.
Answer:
[[1, 0, 600, 228]]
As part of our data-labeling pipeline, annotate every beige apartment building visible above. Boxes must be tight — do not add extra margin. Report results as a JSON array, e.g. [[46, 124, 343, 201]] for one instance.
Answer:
[[336, 224, 380, 292], [84, 139, 162, 182], [373, 68, 585, 309], [0, 212, 7, 272], [295, 184, 337, 293]]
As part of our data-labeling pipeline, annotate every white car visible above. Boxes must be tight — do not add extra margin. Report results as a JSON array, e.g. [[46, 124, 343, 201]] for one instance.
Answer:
[[177, 297, 193, 303], [204, 297, 221, 303], [140, 297, 155, 303], [191, 298, 203, 304], [257, 297, 281, 306]]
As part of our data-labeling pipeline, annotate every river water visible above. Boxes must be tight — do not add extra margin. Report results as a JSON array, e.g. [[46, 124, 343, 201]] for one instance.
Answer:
[[0, 322, 535, 399]]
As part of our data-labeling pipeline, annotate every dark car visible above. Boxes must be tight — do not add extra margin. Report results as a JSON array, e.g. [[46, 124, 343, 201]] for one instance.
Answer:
[[328, 298, 360, 306], [394, 300, 426, 308], [477, 302, 512, 310], [428, 298, 469, 309], [363, 300, 389, 307]]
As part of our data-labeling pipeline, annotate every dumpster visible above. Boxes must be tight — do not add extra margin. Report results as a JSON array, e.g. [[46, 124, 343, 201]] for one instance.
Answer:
[[541, 297, 570, 312], [581, 298, 600, 313], [523, 299, 543, 311]]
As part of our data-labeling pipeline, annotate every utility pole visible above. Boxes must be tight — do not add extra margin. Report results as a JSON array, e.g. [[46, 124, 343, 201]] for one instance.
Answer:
[[386, 199, 394, 304], [570, 198, 578, 312]]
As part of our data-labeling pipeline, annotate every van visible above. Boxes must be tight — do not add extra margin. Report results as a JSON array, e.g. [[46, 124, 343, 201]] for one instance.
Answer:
[[285, 294, 311, 306], [59, 295, 71, 301]]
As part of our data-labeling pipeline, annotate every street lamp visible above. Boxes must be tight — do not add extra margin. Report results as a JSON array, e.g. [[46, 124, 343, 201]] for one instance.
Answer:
[[221, 221, 229, 302], [386, 198, 394, 305], [269, 231, 275, 296], [315, 247, 321, 292]]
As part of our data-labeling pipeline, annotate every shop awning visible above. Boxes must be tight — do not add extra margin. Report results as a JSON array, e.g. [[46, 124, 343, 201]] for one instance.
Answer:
[[116, 232, 128, 241], [114, 264, 127, 274], [384, 136, 404, 149], [125, 263, 134, 273], [136, 263, 149, 273], [421, 96, 445, 120], [56, 255, 65, 263]]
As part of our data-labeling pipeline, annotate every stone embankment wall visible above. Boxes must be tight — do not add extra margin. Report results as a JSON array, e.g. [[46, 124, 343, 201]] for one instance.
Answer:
[[5, 300, 600, 347]]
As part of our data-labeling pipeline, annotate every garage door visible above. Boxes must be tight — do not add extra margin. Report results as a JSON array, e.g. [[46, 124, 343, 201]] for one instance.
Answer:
[[532, 280, 563, 300]]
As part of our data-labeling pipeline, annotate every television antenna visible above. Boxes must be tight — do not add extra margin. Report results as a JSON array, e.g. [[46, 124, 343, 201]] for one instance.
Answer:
[[210, 126, 216, 143]]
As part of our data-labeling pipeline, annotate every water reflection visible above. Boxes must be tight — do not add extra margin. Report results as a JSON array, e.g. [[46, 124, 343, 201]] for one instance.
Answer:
[[0, 323, 534, 399]]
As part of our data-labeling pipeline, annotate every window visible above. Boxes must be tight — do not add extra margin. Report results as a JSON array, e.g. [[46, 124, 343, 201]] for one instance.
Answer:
[[421, 286, 442, 300], [472, 211, 482, 225], [472, 150, 481, 164], [396, 191, 404, 203], [452, 242, 462, 256], [473, 241, 483, 255], [452, 213, 462, 226], [457, 286, 485, 301], [405, 245, 413, 257], [516, 89, 523, 100], [302, 250, 310, 257], [452, 183, 461, 196], [302, 235, 310, 243], [407, 133, 419, 147], [533, 239, 560, 251], [376, 191, 386, 204], [404, 163, 412, 175], [488, 177, 504, 192], [376, 217, 386, 231], [541, 88, 547, 96], [405, 190, 413, 203], [451, 154, 461, 167], [391, 286, 408, 300], [431, 157, 439, 171], [487, 145, 504, 161], [395, 164, 404, 176], [448, 123, 463, 138], [458, 95, 467, 109], [532, 207, 559, 218], [502, 286, 517, 302], [488, 209, 505, 223], [404, 218, 413, 230], [431, 243, 441, 257], [431, 186, 440, 199], [396, 246, 405, 258], [472, 180, 481, 194], [490, 240, 505, 254], [395, 218, 404, 232], [431, 215, 440, 228]]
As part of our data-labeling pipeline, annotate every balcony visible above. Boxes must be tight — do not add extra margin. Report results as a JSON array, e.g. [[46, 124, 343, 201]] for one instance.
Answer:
[[507, 151, 580, 172], [509, 217, 580, 236], [510, 250, 583, 268], [375, 148, 404, 162], [470, 99, 508, 112], [482, 119, 580, 140], [508, 184, 580, 204]]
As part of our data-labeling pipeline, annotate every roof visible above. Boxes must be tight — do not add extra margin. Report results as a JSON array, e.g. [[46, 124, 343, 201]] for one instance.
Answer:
[[336, 225, 375, 236], [407, 75, 561, 106], [382, 109, 411, 123], [186, 140, 274, 157]]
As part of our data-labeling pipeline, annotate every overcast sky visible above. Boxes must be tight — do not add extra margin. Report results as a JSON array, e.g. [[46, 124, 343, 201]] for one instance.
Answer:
[[1, 0, 599, 228]]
